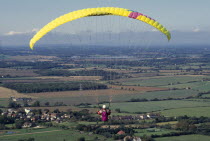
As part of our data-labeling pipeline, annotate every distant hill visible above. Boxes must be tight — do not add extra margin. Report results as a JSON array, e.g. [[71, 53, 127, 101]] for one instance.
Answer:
[[1, 31, 210, 47]]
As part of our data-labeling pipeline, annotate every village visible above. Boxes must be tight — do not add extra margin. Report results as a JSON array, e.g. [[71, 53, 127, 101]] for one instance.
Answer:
[[1, 107, 161, 129]]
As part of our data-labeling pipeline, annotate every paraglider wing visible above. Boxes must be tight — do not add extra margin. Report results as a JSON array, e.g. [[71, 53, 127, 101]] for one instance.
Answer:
[[29, 7, 171, 49]]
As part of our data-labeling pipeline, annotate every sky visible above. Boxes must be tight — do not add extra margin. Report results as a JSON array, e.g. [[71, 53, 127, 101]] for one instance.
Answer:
[[1, 0, 210, 46]]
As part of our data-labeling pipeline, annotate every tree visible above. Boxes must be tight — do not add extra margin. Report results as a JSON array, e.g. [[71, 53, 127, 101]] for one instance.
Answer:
[[77, 137, 85, 141], [43, 109, 50, 114], [8, 101, 21, 108], [141, 135, 154, 141], [0, 124, 6, 130], [44, 102, 50, 106], [53, 109, 60, 113], [23, 100, 29, 107], [15, 120, 24, 129], [115, 108, 121, 113], [32, 101, 40, 107], [175, 120, 196, 132]]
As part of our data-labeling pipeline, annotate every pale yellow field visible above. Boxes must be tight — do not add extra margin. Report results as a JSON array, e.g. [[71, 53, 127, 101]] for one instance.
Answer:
[[110, 85, 167, 91], [28, 89, 137, 98], [29, 106, 98, 113], [27, 85, 166, 98], [7, 55, 59, 62], [0, 87, 36, 98], [35, 76, 102, 81], [0, 68, 39, 77]]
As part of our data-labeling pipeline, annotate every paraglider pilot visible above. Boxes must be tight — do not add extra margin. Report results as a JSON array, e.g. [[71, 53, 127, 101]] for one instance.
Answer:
[[97, 105, 111, 122]]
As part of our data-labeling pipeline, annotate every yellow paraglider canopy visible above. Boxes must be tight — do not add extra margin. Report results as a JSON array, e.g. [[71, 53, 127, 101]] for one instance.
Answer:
[[30, 7, 171, 49]]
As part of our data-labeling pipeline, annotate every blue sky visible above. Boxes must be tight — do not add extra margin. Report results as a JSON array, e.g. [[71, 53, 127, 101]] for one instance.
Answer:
[[1, 0, 210, 46], [1, 0, 210, 34]]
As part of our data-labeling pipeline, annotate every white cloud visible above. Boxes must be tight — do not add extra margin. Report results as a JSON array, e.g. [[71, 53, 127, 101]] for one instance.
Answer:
[[31, 28, 39, 32], [5, 31, 25, 36], [193, 28, 200, 32], [151, 28, 158, 32], [4, 28, 39, 36]]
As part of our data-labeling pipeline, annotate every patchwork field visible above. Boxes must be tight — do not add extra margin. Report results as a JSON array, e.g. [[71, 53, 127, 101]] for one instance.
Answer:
[[24, 87, 199, 105], [108, 100, 210, 113], [0, 68, 39, 77], [1, 76, 102, 83], [160, 106, 210, 117], [155, 134, 210, 141], [117, 75, 210, 87], [0, 98, 8, 107], [7, 55, 59, 62], [0, 87, 36, 98], [0, 127, 109, 141], [26, 85, 166, 103], [134, 128, 178, 137], [35, 76, 102, 81], [164, 81, 210, 92]]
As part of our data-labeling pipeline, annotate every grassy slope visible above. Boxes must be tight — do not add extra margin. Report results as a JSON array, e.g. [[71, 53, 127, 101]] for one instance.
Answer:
[[160, 106, 210, 117], [0, 127, 109, 141], [155, 134, 210, 141], [109, 100, 210, 113]]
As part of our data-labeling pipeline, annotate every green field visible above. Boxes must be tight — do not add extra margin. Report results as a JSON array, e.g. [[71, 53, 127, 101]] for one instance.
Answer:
[[134, 128, 178, 136], [155, 134, 210, 141], [37, 88, 198, 106], [108, 100, 210, 113], [160, 106, 210, 117], [164, 81, 210, 92], [0, 98, 8, 107], [119, 75, 210, 87], [0, 127, 110, 141], [202, 94, 210, 98], [111, 89, 198, 101]]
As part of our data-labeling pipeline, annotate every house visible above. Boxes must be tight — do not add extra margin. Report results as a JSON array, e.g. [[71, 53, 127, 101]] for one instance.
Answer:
[[139, 114, 147, 120], [50, 113, 58, 121], [22, 122, 32, 128], [55, 118, 62, 123], [120, 116, 133, 120], [25, 108, 32, 115], [1, 112, 8, 116], [27, 113, 34, 119], [31, 115, 40, 122], [11, 97, 32, 102], [61, 114, 71, 119], [133, 137, 141, 141], [123, 136, 141, 141], [7, 109, 17, 114], [117, 130, 125, 135], [147, 113, 160, 119]]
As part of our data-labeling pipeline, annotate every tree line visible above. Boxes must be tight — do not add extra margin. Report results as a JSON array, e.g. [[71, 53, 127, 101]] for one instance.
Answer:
[[36, 69, 122, 80], [3, 81, 108, 93]]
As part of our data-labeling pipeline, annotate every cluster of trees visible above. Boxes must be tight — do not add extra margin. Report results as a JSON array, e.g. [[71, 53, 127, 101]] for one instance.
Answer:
[[128, 97, 186, 103], [156, 115, 210, 124], [156, 116, 210, 137], [76, 125, 134, 139], [18, 138, 35, 141], [151, 131, 193, 138], [0, 115, 27, 129], [0, 61, 63, 69], [3, 81, 107, 93], [36, 69, 122, 80], [7, 100, 40, 108], [0, 116, 15, 126], [95, 127, 135, 138]]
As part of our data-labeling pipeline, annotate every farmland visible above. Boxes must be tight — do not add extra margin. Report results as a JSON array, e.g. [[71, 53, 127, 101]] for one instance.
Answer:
[[160, 107, 210, 117], [0, 127, 110, 141], [155, 134, 210, 141], [108, 100, 210, 113], [1, 46, 210, 140]]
